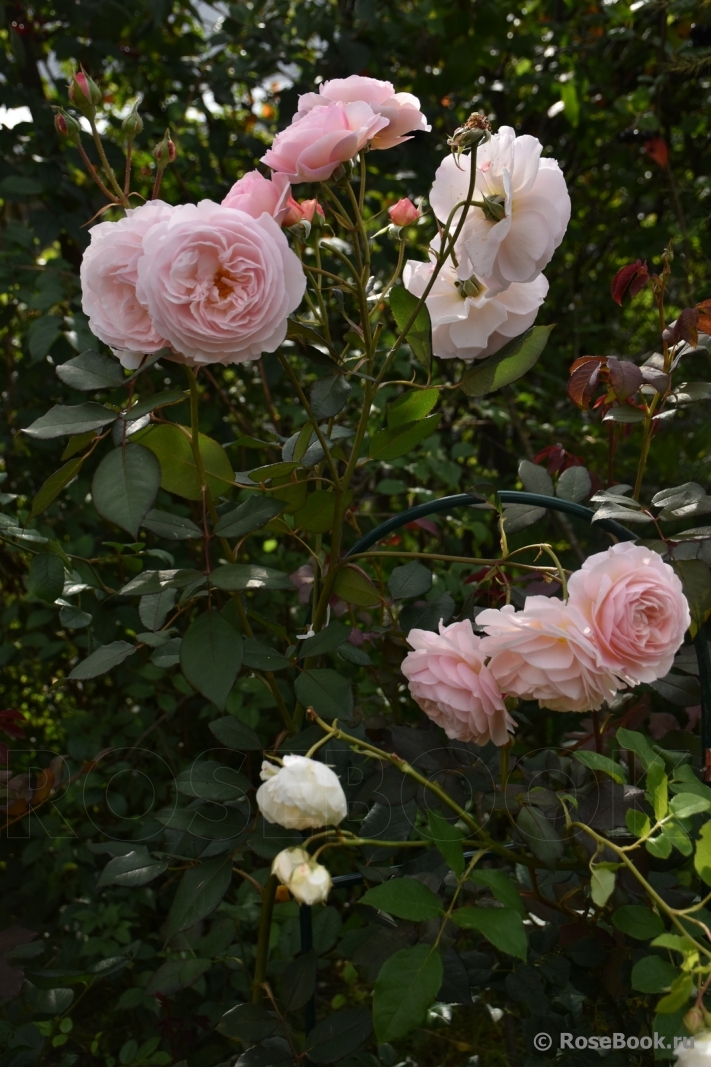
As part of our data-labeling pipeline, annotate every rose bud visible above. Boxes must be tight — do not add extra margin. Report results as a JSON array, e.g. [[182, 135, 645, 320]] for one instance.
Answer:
[[256, 754, 348, 830], [54, 109, 82, 146], [282, 195, 304, 228], [288, 860, 332, 905], [122, 103, 143, 140], [683, 1008, 706, 1036], [68, 70, 102, 116], [388, 198, 420, 227], [299, 199, 325, 224], [271, 847, 310, 885], [154, 129, 176, 168]]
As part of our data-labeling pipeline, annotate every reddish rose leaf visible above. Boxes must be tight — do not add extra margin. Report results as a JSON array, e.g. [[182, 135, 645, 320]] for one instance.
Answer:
[[640, 366, 670, 394], [568, 357, 604, 408], [696, 299, 711, 335], [644, 136, 669, 168], [607, 358, 643, 400], [0, 709, 26, 741], [610, 260, 649, 306], [663, 307, 699, 348], [533, 443, 584, 475], [0, 926, 37, 955]]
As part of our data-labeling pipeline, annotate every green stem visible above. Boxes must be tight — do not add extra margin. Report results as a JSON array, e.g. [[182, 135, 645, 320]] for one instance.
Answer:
[[89, 119, 130, 206], [252, 873, 278, 1003], [276, 353, 341, 486]]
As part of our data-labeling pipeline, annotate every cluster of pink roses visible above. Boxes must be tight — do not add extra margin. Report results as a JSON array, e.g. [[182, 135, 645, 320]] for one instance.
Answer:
[[80, 76, 429, 369], [401, 542, 691, 746]]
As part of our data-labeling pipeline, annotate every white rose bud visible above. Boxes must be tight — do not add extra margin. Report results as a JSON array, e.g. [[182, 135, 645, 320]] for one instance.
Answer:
[[256, 755, 348, 830], [288, 861, 332, 905], [271, 847, 310, 886]]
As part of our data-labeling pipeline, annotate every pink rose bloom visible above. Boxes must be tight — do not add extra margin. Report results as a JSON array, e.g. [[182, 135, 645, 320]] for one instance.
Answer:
[[389, 198, 421, 227], [297, 76, 430, 150], [221, 170, 291, 224], [567, 542, 690, 685], [261, 100, 388, 182], [478, 598, 621, 713], [135, 200, 306, 366], [80, 200, 173, 364], [401, 619, 514, 746]]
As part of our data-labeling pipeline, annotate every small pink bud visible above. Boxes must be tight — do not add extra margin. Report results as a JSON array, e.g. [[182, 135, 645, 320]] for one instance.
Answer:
[[55, 112, 67, 136], [388, 198, 421, 227], [68, 70, 102, 116], [53, 108, 82, 146], [154, 129, 176, 168], [299, 199, 324, 224], [282, 195, 303, 228]]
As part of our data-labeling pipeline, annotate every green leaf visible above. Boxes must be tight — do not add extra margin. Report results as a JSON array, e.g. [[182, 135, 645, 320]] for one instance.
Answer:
[[590, 867, 616, 907], [281, 952, 318, 1013], [139, 589, 177, 632], [298, 622, 351, 658], [470, 870, 526, 916], [388, 388, 439, 429], [26, 552, 64, 602], [1, 175, 43, 197], [59, 605, 92, 630], [29, 458, 84, 519], [612, 905, 664, 940], [651, 933, 697, 952], [573, 750, 627, 785], [175, 760, 250, 802], [333, 565, 381, 607], [62, 431, 98, 460], [451, 907, 527, 961], [123, 389, 187, 421], [55, 350, 125, 391], [23, 403, 117, 439], [209, 563, 293, 591], [249, 461, 301, 482], [427, 810, 465, 876], [373, 944, 442, 1043], [387, 561, 432, 600], [209, 716, 262, 751], [141, 509, 202, 540], [361, 877, 444, 921], [694, 821, 711, 885], [145, 958, 211, 997], [516, 806, 563, 867], [518, 459, 553, 495], [311, 374, 352, 419], [97, 850, 168, 889], [656, 973, 695, 1014], [458, 324, 554, 397], [674, 559, 711, 637], [369, 414, 441, 462], [670, 793, 711, 819], [68, 640, 136, 680], [616, 728, 659, 771], [307, 1008, 372, 1063], [295, 669, 353, 717], [213, 496, 285, 538], [647, 760, 669, 821], [556, 465, 592, 502], [389, 287, 432, 367], [136, 424, 234, 501], [399, 593, 455, 633], [27, 314, 62, 360], [217, 1004, 279, 1042], [631, 955, 679, 994], [626, 809, 651, 838], [180, 614, 243, 711], [164, 855, 233, 940], [92, 444, 161, 538], [294, 490, 339, 533], [242, 638, 291, 671]]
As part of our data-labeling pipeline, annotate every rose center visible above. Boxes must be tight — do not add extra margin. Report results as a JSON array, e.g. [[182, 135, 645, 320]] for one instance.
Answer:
[[211, 266, 245, 302]]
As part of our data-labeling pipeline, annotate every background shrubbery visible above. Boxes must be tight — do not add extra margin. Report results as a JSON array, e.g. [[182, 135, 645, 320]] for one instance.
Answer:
[[1, 1, 710, 1065]]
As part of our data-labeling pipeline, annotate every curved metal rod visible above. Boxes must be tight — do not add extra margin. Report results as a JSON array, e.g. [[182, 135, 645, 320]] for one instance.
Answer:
[[344, 490, 637, 559]]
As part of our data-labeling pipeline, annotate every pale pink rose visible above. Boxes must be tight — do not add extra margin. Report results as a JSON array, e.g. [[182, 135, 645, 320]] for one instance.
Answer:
[[429, 127, 570, 289], [297, 76, 430, 150], [567, 542, 690, 685], [261, 100, 388, 182], [221, 170, 291, 224], [135, 200, 306, 366], [80, 200, 173, 364], [401, 620, 514, 746], [389, 198, 421, 227], [478, 598, 621, 713], [403, 254, 548, 362]]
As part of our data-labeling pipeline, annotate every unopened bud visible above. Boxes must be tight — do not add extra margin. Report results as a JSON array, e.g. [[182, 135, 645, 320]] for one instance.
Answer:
[[300, 199, 324, 225], [683, 1007, 706, 1035], [154, 129, 176, 169], [54, 108, 82, 146], [448, 112, 492, 154], [282, 195, 303, 228], [68, 70, 102, 117], [122, 103, 143, 141], [388, 198, 421, 228], [288, 860, 332, 905]]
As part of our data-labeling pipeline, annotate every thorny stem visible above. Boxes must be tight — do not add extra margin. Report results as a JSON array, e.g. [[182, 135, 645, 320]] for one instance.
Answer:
[[77, 142, 121, 204], [88, 119, 130, 206], [251, 874, 278, 1003]]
